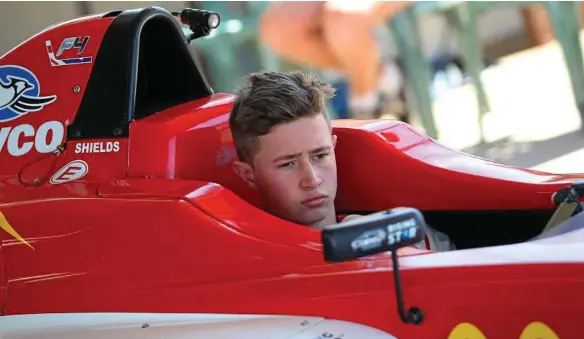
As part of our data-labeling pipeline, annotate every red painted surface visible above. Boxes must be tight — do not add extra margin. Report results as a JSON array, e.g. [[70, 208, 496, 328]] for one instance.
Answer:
[[1, 9, 584, 338]]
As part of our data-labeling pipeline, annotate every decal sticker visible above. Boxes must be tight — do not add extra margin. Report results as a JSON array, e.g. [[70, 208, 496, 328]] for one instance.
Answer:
[[448, 323, 486, 339], [519, 322, 560, 339], [386, 218, 418, 246], [49, 160, 88, 184], [0, 210, 34, 249], [351, 229, 386, 251], [45, 36, 92, 66], [75, 141, 120, 154], [0, 120, 65, 156], [448, 321, 559, 339], [0, 65, 57, 122], [312, 332, 345, 339]]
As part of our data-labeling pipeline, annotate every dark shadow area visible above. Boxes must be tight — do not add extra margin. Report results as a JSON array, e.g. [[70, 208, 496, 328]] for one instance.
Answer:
[[339, 208, 555, 249], [423, 209, 554, 249], [461, 130, 584, 169], [134, 15, 211, 120]]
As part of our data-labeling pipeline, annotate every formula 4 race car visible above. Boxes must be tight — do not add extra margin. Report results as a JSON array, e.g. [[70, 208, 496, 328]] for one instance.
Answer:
[[1, 6, 584, 339]]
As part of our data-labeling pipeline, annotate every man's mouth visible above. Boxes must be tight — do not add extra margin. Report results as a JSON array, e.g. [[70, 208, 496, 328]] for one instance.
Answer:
[[301, 194, 328, 208]]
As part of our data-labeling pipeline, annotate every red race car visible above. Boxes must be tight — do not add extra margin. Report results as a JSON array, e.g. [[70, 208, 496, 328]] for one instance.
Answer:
[[1, 6, 584, 339]]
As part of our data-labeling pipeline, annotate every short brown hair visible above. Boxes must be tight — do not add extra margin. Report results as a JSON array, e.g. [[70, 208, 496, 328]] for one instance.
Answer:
[[229, 71, 336, 162]]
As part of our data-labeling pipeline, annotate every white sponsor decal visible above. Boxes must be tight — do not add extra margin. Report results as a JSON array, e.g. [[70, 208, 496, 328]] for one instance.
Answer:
[[45, 36, 93, 67], [0, 120, 64, 156], [75, 141, 120, 154], [351, 229, 386, 251], [386, 218, 418, 246], [49, 160, 88, 184]]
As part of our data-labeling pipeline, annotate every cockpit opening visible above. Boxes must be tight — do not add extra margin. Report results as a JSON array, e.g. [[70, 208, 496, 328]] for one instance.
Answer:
[[133, 14, 211, 120], [69, 7, 213, 140]]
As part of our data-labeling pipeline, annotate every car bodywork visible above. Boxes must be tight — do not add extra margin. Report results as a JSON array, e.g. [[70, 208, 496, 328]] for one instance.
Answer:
[[0, 6, 583, 339], [1, 313, 397, 339]]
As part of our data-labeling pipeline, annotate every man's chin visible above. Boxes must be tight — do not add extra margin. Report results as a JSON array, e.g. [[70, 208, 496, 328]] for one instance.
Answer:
[[300, 211, 336, 229]]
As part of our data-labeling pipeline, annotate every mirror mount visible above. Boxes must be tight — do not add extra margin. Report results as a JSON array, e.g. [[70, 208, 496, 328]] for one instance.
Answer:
[[391, 249, 424, 324], [321, 208, 426, 325]]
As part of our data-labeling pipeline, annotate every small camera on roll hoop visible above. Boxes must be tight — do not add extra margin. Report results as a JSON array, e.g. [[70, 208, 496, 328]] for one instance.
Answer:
[[171, 8, 221, 42]]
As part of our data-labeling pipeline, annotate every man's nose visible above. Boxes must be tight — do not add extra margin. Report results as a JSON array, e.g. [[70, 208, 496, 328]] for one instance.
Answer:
[[300, 164, 322, 189]]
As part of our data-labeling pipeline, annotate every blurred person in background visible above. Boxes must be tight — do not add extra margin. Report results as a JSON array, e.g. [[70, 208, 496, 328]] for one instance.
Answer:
[[259, 0, 412, 120]]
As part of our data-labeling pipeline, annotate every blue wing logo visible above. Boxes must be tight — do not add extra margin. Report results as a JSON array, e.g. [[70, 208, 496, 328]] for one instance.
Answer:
[[0, 65, 57, 122]]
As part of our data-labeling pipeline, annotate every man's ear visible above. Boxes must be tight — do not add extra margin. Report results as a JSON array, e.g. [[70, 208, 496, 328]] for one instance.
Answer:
[[232, 160, 258, 189], [332, 134, 338, 148]]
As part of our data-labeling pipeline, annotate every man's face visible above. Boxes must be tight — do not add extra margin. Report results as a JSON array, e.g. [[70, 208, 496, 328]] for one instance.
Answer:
[[233, 114, 338, 228]]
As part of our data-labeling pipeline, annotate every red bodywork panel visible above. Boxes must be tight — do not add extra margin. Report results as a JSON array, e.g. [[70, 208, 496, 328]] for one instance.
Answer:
[[1, 7, 584, 339]]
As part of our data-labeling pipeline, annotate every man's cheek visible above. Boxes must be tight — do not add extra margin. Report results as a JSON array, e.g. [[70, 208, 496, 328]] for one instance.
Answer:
[[270, 176, 297, 202], [318, 164, 337, 181], [263, 174, 290, 196]]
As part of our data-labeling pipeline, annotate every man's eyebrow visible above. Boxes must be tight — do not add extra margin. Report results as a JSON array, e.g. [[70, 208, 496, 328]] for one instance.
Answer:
[[272, 146, 332, 163], [309, 145, 332, 154], [273, 152, 302, 163]]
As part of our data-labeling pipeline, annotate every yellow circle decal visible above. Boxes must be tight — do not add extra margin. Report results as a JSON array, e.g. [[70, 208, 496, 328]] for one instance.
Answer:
[[519, 322, 559, 339], [448, 322, 486, 339]]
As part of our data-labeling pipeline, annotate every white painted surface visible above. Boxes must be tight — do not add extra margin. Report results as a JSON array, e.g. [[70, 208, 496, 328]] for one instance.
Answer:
[[0, 313, 397, 339], [399, 226, 584, 269]]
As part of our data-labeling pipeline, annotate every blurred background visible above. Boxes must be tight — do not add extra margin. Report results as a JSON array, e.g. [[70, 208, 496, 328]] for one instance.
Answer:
[[2, 1, 584, 174]]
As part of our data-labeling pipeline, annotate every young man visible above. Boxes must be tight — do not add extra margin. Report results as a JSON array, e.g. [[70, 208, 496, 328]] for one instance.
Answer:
[[229, 71, 455, 251]]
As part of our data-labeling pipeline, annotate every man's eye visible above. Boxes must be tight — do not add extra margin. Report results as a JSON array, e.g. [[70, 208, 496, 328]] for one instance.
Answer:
[[278, 162, 294, 168], [313, 153, 329, 160]]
